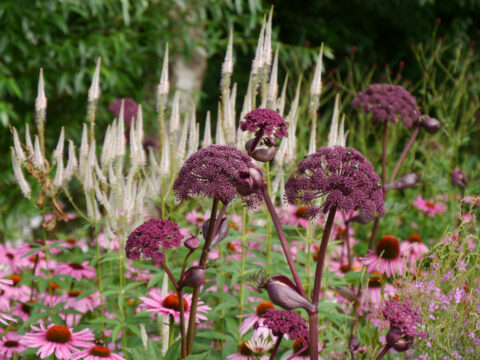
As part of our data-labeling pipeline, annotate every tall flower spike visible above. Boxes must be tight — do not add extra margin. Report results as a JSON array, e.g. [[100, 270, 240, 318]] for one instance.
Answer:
[[11, 148, 31, 199], [310, 44, 324, 100], [117, 102, 126, 156], [285, 146, 385, 218], [173, 144, 263, 207], [308, 118, 317, 155], [53, 156, 64, 188], [263, 8, 273, 68], [251, 17, 265, 76], [25, 123, 33, 152], [267, 46, 279, 106], [159, 131, 170, 177], [35, 68, 47, 129], [157, 43, 169, 101], [136, 105, 146, 165], [78, 123, 89, 178], [215, 105, 226, 145], [12, 127, 26, 163], [202, 111, 212, 148], [278, 74, 288, 117], [88, 57, 101, 103], [52, 127, 65, 161], [177, 117, 188, 163], [221, 28, 234, 85], [327, 94, 340, 147], [169, 91, 180, 136], [64, 140, 77, 182], [33, 135, 44, 170]]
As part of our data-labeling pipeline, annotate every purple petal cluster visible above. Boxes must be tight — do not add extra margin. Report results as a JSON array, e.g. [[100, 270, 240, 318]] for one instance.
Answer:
[[125, 219, 183, 263], [352, 84, 420, 128], [240, 108, 288, 139], [383, 300, 424, 338], [254, 309, 309, 346], [285, 146, 385, 218], [173, 145, 263, 207]]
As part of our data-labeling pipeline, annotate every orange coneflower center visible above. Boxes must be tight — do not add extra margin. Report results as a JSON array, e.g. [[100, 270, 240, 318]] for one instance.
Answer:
[[226, 242, 237, 251], [239, 341, 253, 356], [426, 201, 435, 208], [69, 263, 84, 270], [21, 302, 32, 315], [162, 294, 188, 311], [368, 272, 382, 288], [293, 338, 309, 356], [46, 325, 72, 344], [295, 206, 309, 219], [68, 290, 82, 297], [229, 221, 239, 231], [376, 235, 400, 260], [49, 282, 60, 292], [408, 233, 422, 243], [9, 274, 22, 286], [4, 340, 19, 347], [256, 301, 274, 316], [89, 345, 111, 357], [66, 237, 77, 244]]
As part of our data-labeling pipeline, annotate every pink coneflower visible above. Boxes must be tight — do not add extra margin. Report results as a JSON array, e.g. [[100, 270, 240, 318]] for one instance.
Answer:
[[0, 243, 27, 272], [5, 274, 30, 301], [412, 195, 447, 217], [226, 340, 270, 360], [238, 301, 275, 336], [139, 289, 210, 323], [361, 273, 396, 307], [55, 262, 96, 281], [0, 332, 25, 358], [400, 233, 429, 265], [280, 205, 310, 229], [23, 324, 94, 359], [185, 209, 210, 226], [362, 235, 404, 277], [72, 342, 125, 360]]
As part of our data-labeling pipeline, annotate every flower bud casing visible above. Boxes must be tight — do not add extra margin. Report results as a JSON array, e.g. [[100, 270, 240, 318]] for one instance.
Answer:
[[452, 168, 467, 189], [184, 236, 200, 251], [384, 172, 420, 191], [251, 147, 276, 162], [264, 276, 315, 313], [419, 116, 441, 134], [179, 266, 206, 289]]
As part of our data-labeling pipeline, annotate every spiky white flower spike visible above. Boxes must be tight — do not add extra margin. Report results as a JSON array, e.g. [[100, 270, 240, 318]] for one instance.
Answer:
[[88, 57, 101, 141], [64, 140, 77, 182], [135, 105, 146, 165], [25, 123, 33, 153], [267, 45, 279, 108], [52, 127, 65, 161], [337, 114, 347, 147], [159, 131, 170, 178], [308, 120, 317, 155], [157, 43, 169, 100], [177, 116, 188, 163], [117, 101, 126, 157], [221, 28, 234, 91], [223, 83, 237, 144], [309, 44, 324, 109], [202, 111, 212, 148], [263, 7, 274, 68], [12, 127, 26, 163], [35, 68, 47, 130], [251, 16, 266, 77], [11, 148, 31, 199], [33, 135, 44, 171], [215, 103, 226, 145], [169, 91, 180, 136], [53, 156, 64, 188], [327, 94, 341, 147], [79, 123, 89, 178], [186, 110, 198, 158], [278, 74, 289, 117]]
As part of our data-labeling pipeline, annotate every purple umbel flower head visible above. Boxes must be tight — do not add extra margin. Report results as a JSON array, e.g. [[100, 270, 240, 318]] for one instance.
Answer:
[[383, 300, 424, 338], [254, 309, 309, 346], [352, 84, 421, 128], [125, 219, 183, 264], [173, 145, 263, 208], [285, 146, 385, 218], [240, 108, 288, 139], [109, 98, 139, 127]]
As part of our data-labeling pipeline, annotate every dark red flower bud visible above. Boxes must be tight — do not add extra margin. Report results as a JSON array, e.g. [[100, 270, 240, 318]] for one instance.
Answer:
[[452, 168, 467, 189], [235, 167, 265, 196], [263, 275, 315, 313], [184, 236, 199, 251], [419, 116, 441, 134], [179, 266, 206, 289], [384, 173, 420, 191], [251, 147, 276, 162], [210, 217, 230, 248]]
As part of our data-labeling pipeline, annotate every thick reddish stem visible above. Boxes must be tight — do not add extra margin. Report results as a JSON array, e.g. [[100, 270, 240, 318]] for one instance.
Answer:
[[309, 207, 337, 359], [389, 126, 420, 183], [261, 186, 306, 298]]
